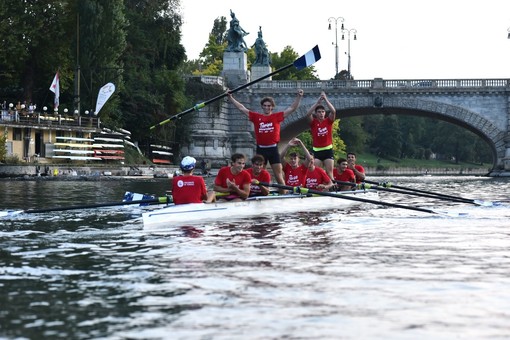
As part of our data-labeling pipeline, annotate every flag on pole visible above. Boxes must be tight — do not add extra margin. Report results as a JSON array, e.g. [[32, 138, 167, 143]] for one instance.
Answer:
[[95, 82, 115, 115], [293, 45, 321, 70], [49, 72, 60, 109]]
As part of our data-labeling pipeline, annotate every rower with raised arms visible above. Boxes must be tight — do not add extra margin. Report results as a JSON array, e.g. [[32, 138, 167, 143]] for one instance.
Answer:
[[227, 88, 304, 192], [280, 137, 311, 188], [306, 91, 336, 180]]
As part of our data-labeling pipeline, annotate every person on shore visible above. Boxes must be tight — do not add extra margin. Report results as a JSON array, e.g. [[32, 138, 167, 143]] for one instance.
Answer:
[[246, 154, 271, 197], [306, 91, 336, 180], [280, 138, 311, 188], [207, 153, 251, 202], [304, 153, 334, 192], [333, 158, 356, 191], [347, 152, 366, 183], [227, 89, 304, 192], [171, 156, 208, 204]]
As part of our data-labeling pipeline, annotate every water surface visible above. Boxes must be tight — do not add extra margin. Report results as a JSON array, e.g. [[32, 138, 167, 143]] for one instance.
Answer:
[[0, 176, 509, 339]]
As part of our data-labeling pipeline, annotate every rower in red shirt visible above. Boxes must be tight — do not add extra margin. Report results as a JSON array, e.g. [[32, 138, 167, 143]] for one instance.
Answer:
[[227, 89, 304, 192], [171, 156, 208, 204], [280, 138, 310, 188], [333, 158, 356, 191], [207, 153, 251, 202], [246, 154, 271, 197]]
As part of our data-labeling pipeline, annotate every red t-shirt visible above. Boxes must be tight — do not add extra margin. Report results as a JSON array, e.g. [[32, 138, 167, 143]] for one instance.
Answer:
[[249, 111, 284, 146], [333, 168, 356, 183], [283, 163, 307, 187], [246, 168, 271, 196], [354, 164, 365, 183], [305, 167, 331, 190], [310, 118, 334, 148], [172, 175, 207, 204], [215, 166, 252, 197]]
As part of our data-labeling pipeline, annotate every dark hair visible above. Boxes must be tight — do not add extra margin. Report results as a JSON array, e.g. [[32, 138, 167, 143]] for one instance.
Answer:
[[231, 153, 246, 163], [260, 97, 275, 107], [251, 154, 265, 164], [315, 105, 326, 113], [347, 152, 357, 157], [337, 158, 347, 164], [289, 152, 299, 158]]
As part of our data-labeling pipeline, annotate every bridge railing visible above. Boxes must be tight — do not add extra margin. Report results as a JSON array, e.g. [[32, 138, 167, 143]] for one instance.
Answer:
[[251, 78, 510, 90]]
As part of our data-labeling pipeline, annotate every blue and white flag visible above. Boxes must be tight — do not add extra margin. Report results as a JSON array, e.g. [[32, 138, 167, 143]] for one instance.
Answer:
[[294, 45, 321, 70]]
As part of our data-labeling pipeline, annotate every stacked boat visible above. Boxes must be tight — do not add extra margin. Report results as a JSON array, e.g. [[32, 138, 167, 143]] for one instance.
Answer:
[[150, 144, 173, 165], [52, 136, 100, 161], [93, 133, 125, 161]]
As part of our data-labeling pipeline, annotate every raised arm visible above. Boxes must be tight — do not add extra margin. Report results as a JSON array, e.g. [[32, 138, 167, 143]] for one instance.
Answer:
[[227, 91, 250, 117], [306, 94, 323, 123], [322, 92, 336, 121], [283, 89, 304, 118]]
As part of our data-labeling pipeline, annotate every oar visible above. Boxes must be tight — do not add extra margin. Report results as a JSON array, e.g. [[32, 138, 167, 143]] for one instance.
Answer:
[[334, 180, 480, 205], [149, 45, 321, 130], [258, 181, 462, 216], [364, 179, 494, 207], [1, 197, 169, 217]]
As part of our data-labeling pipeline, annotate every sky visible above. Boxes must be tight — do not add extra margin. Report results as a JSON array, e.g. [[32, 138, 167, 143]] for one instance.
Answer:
[[180, 0, 510, 81]]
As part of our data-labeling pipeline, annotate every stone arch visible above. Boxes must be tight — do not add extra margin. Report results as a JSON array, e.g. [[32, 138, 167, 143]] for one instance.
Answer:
[[281, 98, 505, 171]]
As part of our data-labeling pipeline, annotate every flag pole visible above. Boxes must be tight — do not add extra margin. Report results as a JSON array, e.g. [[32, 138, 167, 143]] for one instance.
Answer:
[[149, 45, 321, 131]]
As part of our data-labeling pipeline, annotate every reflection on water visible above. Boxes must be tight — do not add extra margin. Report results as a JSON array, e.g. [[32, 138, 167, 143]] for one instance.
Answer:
[[0, 176, 509, 339]]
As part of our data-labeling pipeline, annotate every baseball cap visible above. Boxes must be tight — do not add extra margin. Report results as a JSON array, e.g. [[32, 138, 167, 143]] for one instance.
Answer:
[[180, 156, 196, 170]]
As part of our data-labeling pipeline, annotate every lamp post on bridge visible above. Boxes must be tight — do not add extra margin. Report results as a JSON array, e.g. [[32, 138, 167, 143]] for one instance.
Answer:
[[328, 17, 344, 78], [342, 27, 357, 80], [507, 27, 510, 39]]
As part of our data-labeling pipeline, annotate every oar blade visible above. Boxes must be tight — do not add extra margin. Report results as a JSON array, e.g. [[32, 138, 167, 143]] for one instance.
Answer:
[[473, 199, 494, 207], [293, 45, 321, 70]]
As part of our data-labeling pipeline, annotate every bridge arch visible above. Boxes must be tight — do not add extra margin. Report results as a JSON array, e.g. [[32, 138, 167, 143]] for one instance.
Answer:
[[281, 98, 504, 170]]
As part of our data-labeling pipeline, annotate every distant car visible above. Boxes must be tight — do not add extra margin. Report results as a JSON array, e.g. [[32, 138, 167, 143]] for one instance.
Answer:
[[412, 81, 434, 87]]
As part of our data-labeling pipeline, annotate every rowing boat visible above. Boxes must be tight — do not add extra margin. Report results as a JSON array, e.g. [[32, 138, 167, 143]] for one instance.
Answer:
[[141, 189, 378, 229]]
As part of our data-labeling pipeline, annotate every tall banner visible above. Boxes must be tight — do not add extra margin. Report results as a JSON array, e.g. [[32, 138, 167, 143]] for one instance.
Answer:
[[95, 82, 115, 115], [49, 72, 60, 109]]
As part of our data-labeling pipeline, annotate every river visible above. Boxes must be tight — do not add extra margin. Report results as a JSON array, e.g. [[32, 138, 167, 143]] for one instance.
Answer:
[[0, 176, 509, 339]]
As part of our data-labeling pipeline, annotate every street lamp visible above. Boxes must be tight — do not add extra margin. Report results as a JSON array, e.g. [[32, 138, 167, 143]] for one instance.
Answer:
[[342, 27, 357, 80], [507, 27, 510, 39], [328, 17, 344, 78]]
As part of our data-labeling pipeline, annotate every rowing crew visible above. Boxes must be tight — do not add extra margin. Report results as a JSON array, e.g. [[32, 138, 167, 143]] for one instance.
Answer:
[[170, 149, 366, 205]]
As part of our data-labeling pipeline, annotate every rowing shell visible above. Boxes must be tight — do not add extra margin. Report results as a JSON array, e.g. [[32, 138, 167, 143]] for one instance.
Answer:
[[142, 189, 378, 229]]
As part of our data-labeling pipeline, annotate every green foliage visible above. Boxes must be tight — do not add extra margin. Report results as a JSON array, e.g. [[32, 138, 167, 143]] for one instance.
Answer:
[[0, 130, 7, 162], [338, 116, 366, 153]]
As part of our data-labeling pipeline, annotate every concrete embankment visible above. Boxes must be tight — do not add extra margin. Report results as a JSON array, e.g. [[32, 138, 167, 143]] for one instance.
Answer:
[[0, 164, 178, 179]]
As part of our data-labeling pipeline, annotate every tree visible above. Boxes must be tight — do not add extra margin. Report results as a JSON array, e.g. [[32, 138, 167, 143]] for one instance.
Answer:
[[121, 0, 186, 142], [0, 0, 71, 105], [338, 116, 366, 153]]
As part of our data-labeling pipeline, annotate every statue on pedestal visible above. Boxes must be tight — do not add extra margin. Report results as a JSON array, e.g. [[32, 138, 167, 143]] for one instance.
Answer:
[[252, 26, 271, 66], [226, 10, 249, 52]]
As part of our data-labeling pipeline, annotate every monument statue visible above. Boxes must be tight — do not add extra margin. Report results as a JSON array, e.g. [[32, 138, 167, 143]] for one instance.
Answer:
[[252, 26, 271, 66], [226, 10, 249, 52]]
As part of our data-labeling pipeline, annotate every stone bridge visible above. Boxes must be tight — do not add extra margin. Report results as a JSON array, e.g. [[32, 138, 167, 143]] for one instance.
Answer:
[[181, 76, 510, 176]]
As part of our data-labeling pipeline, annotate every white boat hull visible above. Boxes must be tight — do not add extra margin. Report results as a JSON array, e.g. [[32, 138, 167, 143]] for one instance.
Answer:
[[142, 190, 378, 229]]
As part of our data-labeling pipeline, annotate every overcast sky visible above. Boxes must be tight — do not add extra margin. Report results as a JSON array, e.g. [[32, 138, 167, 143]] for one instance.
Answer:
[[180, 0, 510, 81]]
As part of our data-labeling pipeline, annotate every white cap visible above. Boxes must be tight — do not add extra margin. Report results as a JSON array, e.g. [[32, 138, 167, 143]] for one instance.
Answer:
[[180, 156, 196, 170]]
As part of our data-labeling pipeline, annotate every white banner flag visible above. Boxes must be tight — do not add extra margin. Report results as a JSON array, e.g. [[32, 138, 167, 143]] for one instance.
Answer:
[[49, 72, 60, 109], [95, 82, 115, 115]]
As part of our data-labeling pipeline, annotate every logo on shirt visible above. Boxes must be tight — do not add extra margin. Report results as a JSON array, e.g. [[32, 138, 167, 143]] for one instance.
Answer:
[[317, 126, 328, 137], [258, 121, 274, 133], [177, 179, 195, 188]]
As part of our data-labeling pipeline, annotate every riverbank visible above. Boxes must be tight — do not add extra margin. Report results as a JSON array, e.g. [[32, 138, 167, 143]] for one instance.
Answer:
[[0, 164, 497, 180]]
